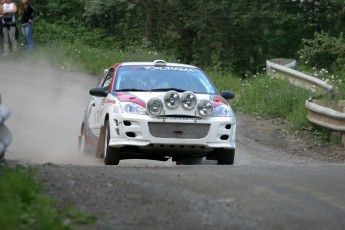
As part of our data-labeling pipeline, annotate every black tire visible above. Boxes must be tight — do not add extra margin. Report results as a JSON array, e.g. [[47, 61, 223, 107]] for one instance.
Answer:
[[176, 157, 203, 165], [103, 120, 120, 165], [217, 149, 235, 165]]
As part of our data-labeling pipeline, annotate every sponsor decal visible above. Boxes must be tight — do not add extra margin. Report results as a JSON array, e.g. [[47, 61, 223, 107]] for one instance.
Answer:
[[143, 66, 195, 72], [156, 117, 201, 121], [106, 99, 116, 104], [101, 98, 116, 105]]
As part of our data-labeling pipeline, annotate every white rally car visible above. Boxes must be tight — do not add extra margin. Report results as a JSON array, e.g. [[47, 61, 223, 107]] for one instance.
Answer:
[[79, 60, 236, 165]]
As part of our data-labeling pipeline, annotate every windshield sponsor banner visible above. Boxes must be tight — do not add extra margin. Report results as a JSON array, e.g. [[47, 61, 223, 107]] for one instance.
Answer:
[[143, 66, 195, 72]]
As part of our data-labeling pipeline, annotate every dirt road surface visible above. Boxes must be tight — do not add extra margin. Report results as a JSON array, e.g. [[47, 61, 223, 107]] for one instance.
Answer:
[[1, 61, 345, 230]]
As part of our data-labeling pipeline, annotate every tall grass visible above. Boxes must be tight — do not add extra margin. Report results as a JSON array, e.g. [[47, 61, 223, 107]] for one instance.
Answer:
[[209, 73, 316, 127], [0, 166, 95, 229], [31, 41, 173, 74]]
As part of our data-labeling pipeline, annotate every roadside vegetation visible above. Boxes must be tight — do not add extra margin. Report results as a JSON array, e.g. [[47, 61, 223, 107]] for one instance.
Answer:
[[31, 41, 172, 74], [0, 165, 96, 230], [210, 73, 314, 127]]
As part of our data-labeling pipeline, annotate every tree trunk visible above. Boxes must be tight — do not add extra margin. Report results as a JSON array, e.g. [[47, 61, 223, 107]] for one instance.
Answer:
[[145, 0, 154, 43]]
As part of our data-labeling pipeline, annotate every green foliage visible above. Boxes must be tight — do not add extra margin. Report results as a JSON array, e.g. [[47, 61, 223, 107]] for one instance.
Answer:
[[34, 19, 114, 49], [0, 166, 96, 230], [28, 0, 345, 74], [298, 32, 345, 72]]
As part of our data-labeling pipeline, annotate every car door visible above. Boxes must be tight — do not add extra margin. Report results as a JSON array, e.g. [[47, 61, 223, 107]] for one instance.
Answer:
[[88, 68, 114, 136]]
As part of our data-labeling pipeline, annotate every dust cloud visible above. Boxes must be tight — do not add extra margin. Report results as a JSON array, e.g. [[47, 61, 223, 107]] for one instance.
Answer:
[[0, 60, 101, 165]]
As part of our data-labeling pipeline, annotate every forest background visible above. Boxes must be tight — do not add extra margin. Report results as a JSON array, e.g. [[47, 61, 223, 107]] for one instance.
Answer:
[[27, 0, 345, 75]]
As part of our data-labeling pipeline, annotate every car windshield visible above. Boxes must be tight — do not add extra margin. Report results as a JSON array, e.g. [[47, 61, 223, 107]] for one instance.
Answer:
[[114, 65, 217, 94]]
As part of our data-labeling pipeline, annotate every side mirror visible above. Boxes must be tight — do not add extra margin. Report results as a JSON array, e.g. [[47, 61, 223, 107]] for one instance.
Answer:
[[220, 90, 235, 100], [104, 69, 109, 74], [90, 87, 108, 97]]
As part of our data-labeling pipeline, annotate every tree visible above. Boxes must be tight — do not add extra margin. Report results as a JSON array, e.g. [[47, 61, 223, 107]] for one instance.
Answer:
[[32, 0, 345, 74]]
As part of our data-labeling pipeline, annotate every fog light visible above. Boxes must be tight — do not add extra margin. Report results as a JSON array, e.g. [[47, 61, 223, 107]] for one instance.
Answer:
[[147, 98, 163, 116], [164, 91, 180, 109], [197, 100, 213, 117], [181, 91, 197, 110]]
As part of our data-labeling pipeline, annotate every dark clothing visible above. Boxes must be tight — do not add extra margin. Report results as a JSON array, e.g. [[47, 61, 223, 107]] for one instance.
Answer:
[[21, 4, 39, 24]]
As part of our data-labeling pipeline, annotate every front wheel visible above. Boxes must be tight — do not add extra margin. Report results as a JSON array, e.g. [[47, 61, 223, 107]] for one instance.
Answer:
[[217, 149, 235, 165], [103, 120, 120, 165]]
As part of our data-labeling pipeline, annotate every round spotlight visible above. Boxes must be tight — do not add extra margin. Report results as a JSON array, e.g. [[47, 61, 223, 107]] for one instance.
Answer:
[[197, 100, 213, 117], [164, 91, 180, 109], [181, 92, 197, 110], [147, 98, 163, 116]]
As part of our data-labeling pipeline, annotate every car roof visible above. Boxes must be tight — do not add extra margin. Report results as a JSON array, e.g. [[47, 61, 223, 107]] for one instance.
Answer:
[[118, 61, 198, 69]]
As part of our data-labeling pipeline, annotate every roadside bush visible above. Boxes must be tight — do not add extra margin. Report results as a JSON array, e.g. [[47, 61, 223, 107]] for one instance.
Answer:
[[297, 64, 345, 100], [34, 19, 114, 49], [298, 32, 345, 73]]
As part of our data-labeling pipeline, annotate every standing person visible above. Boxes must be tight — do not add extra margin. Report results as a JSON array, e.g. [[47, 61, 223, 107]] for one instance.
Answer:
[[21, 0, 39, 53], [1, 0, 17, 56]]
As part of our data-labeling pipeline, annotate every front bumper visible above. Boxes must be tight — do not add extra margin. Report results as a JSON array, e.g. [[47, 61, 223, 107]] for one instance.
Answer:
[[108, 113, 236, 151]]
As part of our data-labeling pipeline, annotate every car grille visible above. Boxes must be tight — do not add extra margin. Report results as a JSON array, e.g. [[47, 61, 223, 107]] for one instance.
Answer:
[[148, 122, 210, 139]]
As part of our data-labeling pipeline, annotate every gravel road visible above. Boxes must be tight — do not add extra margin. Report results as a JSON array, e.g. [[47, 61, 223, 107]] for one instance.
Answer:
[[1, 61, 345, 230]]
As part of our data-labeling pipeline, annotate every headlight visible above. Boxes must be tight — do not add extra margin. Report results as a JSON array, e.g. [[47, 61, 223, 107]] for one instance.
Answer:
[[164, 91, 180, 109], [122, 103, 146, 115], [197, 100, 213, 117], [181, 91, 197, 110], [212, 105, 234, 117], [147, 98, 163, 116]]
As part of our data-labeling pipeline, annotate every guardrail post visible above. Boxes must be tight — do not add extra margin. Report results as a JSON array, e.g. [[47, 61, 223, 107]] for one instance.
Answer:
[[339, 100, 345, 147]]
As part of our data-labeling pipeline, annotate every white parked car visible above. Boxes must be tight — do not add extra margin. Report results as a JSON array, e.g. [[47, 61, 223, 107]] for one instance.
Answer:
[[79, 60, 236, 165]]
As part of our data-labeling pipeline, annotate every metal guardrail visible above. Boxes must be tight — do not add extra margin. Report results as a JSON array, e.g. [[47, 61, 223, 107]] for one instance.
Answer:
[[266, 58, 335, 93], [266, 58, 345, 147], [0, 95, 12, 158], [305, 100, 345, 146], [305, 100, 345, 131]]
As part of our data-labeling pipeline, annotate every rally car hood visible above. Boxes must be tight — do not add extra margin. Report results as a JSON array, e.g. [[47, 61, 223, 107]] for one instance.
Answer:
[[113, 91, 228, 108]]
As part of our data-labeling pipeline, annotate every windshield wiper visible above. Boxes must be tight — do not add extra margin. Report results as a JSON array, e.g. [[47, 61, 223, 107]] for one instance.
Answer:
[[117, 88, 149, 92], [150, 88, 186, 92]]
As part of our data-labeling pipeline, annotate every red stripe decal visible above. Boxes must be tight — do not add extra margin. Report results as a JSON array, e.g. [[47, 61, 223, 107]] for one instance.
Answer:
[[212, 95, 228, 107], [116, 92, 146, 108]]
